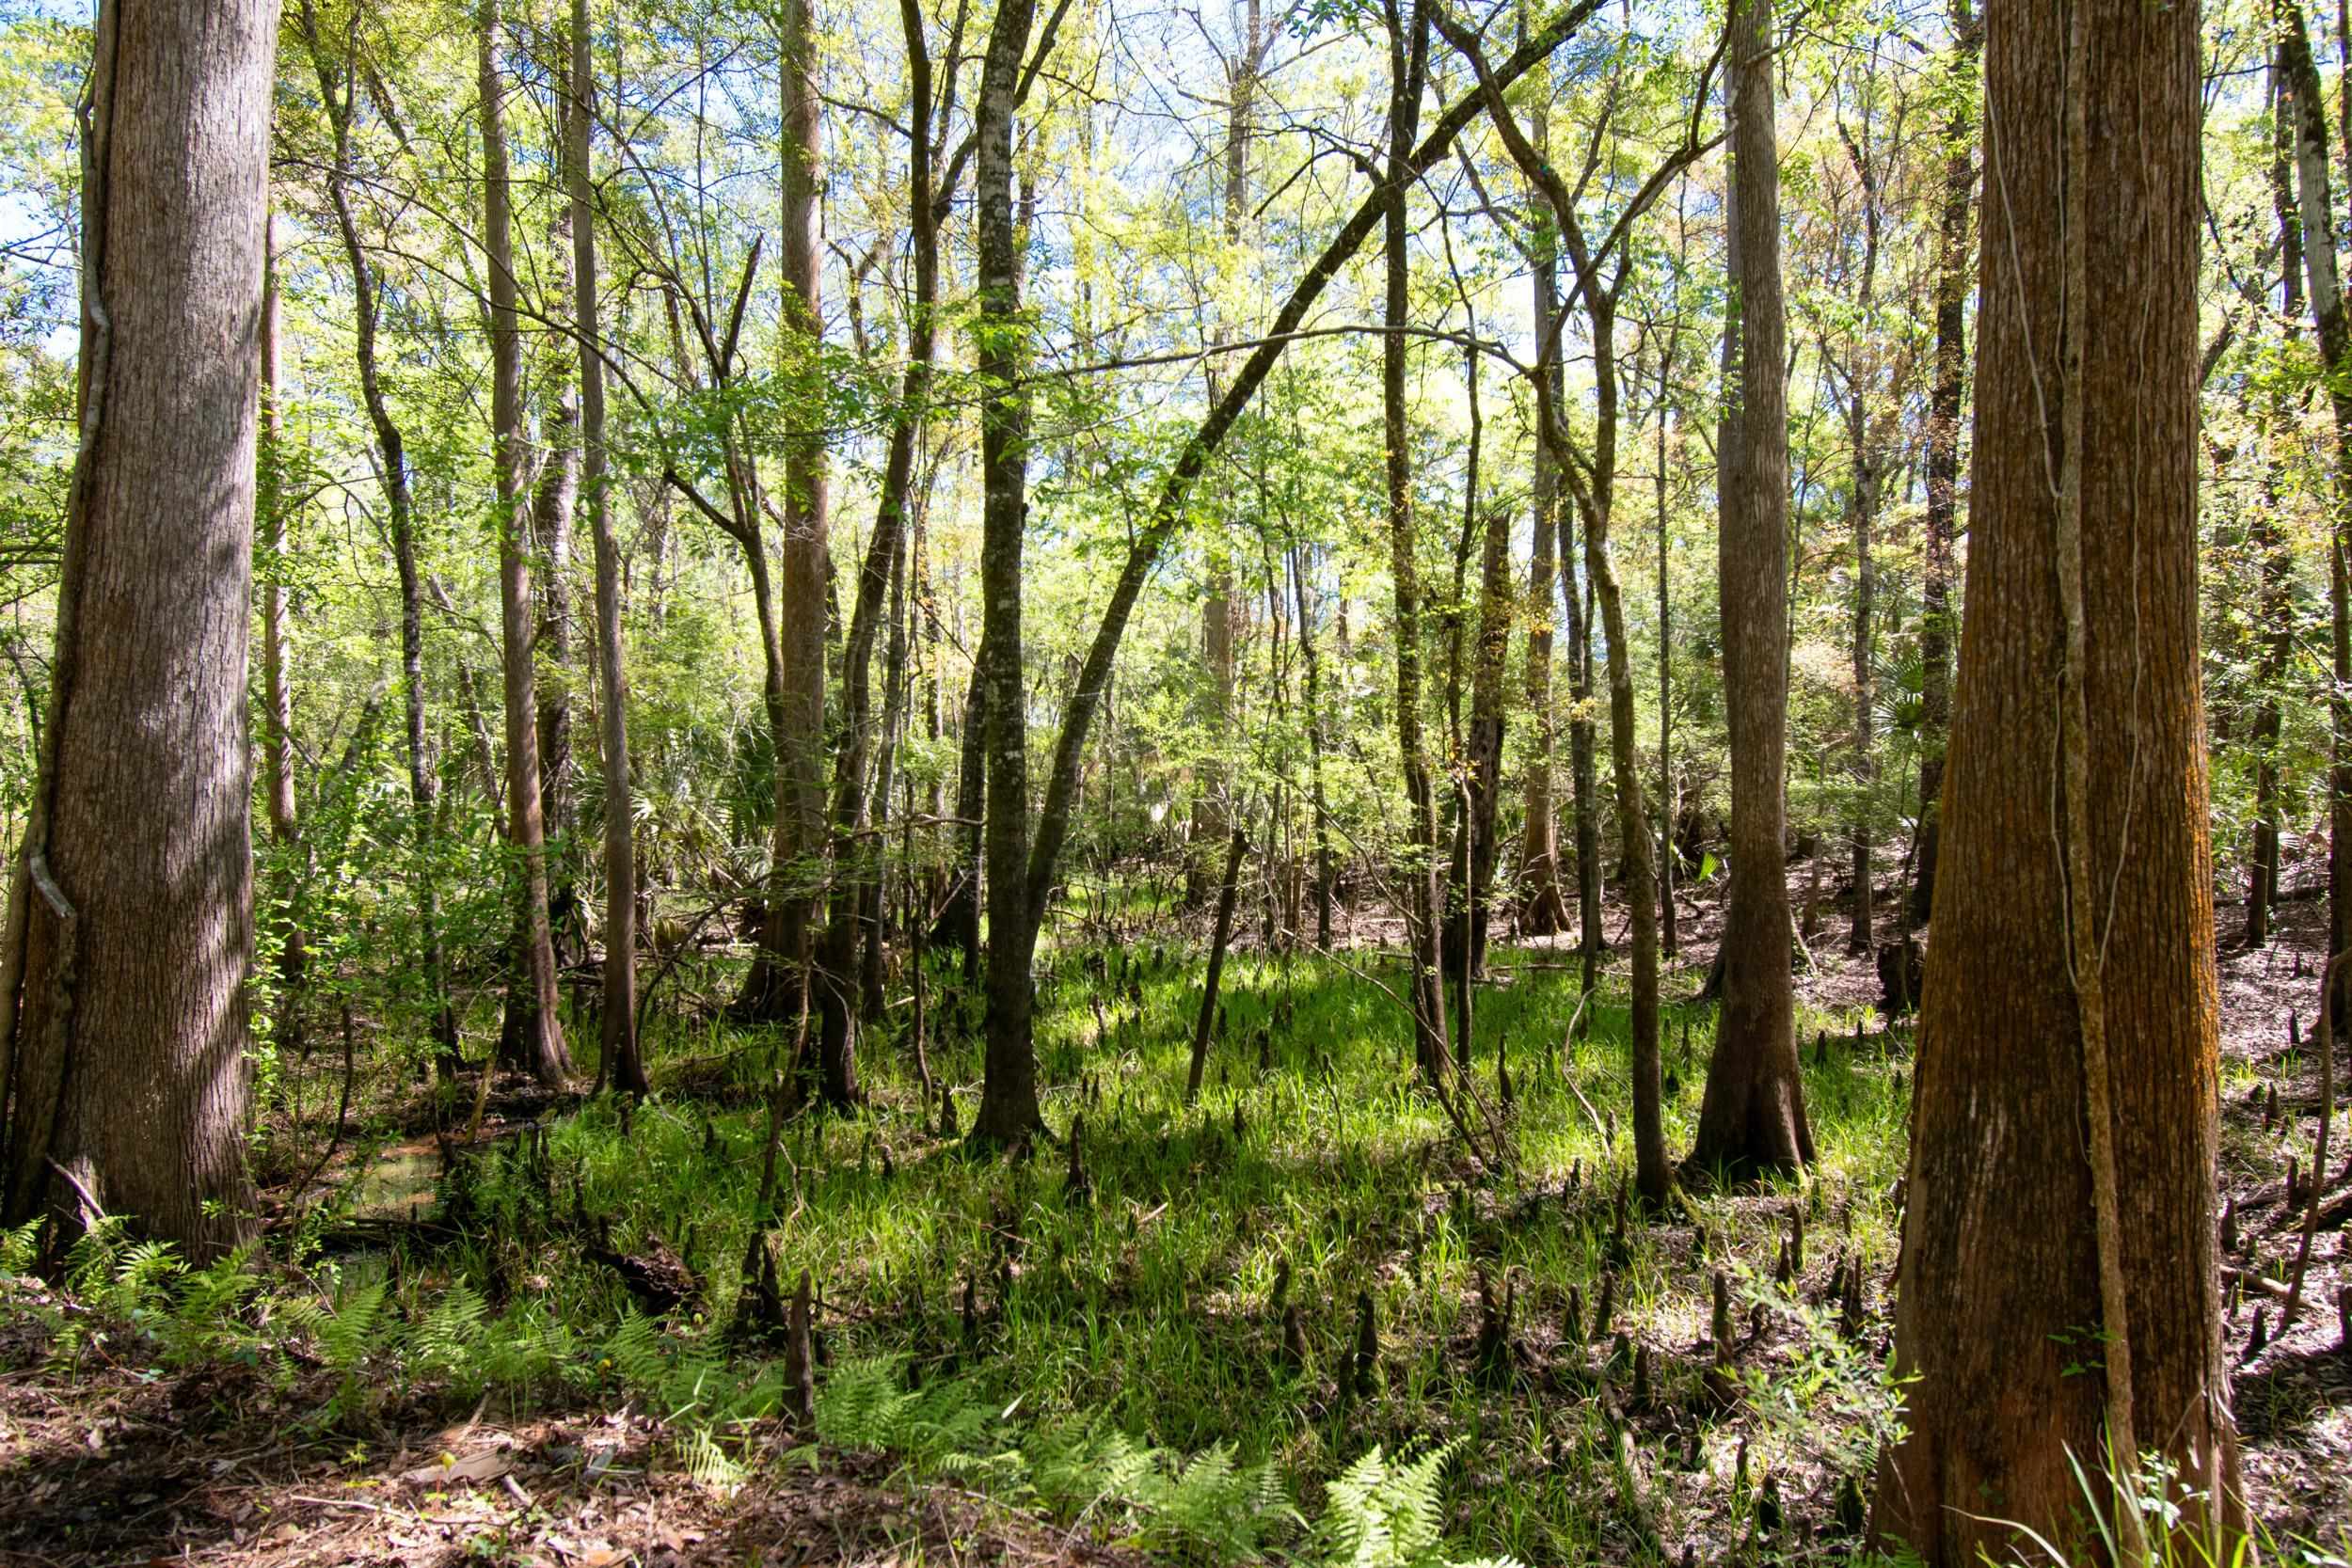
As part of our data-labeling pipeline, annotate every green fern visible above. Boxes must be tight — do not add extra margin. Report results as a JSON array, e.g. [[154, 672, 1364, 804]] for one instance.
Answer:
[[0, 1216, 40, 1276], [409, 1281, 489, 1388], [1312, 1441, 1491, 1568], [681, 1425, 747, 1491]]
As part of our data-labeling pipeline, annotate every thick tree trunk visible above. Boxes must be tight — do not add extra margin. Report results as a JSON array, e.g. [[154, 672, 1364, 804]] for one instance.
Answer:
[[1871, 0, 2241, 1553], [1910, 0, 1978, 928], [569, 0, 643, 1096], [1692, 0, 1811, 1179], [971, 0, 1044, 1147], [483, 0, 571, 1088], [749, 0, 832, 1028], [1381, 0, 1449, 1086], [0, 0, 277, 1259]]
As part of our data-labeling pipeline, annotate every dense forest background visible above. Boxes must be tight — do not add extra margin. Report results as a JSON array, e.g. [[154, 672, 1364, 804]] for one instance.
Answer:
[[0, 0, 2345, 1562]]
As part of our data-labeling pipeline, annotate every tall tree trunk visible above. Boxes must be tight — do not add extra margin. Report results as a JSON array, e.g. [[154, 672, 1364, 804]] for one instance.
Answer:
[[1564, 390, 1603, 1004], [1838, 105, 1883, 959], [864, 514, 914, 1019], [1692, 0, 1812, 1178], [1519, 103, 1568, 938], [1655, 359, 1677, 958], [1381, 0, 1449, 1086], [1563, 293, 1669, 1200], [299, 0, 458, 1073], [743, 0, 832, 1026], [971, 0, 1045, 1146], [483, 0, 571, 1088], [531, 220, 580, 971], [1873, 0, 2240, 1552], [2249, 44, 2301, 949], [1909, 0, 1979, 928], [570, 0, 643, 1096], [0, 0, 277, 1259], [1466, 497, 1511, 982]]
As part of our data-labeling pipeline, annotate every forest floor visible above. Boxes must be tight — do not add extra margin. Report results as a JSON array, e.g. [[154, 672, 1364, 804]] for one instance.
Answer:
[[0, 857, 2346, 1568]]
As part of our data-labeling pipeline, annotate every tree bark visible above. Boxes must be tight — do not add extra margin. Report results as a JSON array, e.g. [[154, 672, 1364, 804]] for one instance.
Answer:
[[1692, 0, 1812, 1179], [0, 0, 278, 1259], [971, 0, 1045, 1146], [1654, 351, 1677, 958], [1466, 492, 1511, 986], [531, 219, 580, 971], [482, 0, 571, 1088], [1836, 105, 1883, 959], [1871, 0, 2241, 1553], [569, 0, 644, 1096], [1520, 237, 1569, 937], [739, 0, 832, 1025]]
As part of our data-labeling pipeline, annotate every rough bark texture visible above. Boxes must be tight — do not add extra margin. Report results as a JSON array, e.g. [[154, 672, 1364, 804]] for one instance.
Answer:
[[1910, 0, 1978, 928], [569, 0, 644, 1096], [1837, 110, 1883, 959], [0, 0, 278, 1259], [531, 216, 580, 970], [1519, 223, 1568, 937], [1692, 0, 1812, 1179], [482, 0, 571, 1087], [746, 0, 832, 1024], [1870, 0, 2242, 1554], [972, 0, 1044, 1146]]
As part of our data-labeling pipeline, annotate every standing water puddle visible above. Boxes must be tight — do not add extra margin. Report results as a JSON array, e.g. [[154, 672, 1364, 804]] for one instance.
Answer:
[[352, 1141, 440, 1220]]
